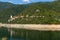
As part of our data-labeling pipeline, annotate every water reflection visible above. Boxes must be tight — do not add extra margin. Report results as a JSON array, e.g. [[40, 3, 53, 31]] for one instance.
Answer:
[[0, 38, 24, 40], [8, 38, 24, 40], [1, 27, 60, 40]]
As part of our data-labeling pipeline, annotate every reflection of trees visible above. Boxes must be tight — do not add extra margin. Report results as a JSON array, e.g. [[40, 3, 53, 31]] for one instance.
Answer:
[[0, 27, 10, 38]]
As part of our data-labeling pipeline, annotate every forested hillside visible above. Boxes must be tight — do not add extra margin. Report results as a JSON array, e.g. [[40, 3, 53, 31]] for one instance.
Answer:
[[0, 2, 17, 9], [0, 3, 28, 23], [0, 0, 60, 24]]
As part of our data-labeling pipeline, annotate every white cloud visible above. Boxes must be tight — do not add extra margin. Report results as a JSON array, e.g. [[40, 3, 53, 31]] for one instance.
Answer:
[[8, 1, 13, 3], [22, 0, 30, 3]]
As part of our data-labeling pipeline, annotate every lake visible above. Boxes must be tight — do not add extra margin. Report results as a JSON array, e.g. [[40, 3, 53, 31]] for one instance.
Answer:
[[0, 38, 24, 40]]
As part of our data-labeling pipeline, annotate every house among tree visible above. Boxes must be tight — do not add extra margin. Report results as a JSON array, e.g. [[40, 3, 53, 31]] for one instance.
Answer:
[[36, 9, 40, 12], [8, 15, 14, 22], [55, 17, 60, 21], [20, 16, 24, 18], [10, 15, 13, 19], [26, 15, 29, 17]]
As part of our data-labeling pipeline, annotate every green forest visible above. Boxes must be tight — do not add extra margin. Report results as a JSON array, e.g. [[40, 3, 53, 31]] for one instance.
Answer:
[[0, 0, 60, 24]]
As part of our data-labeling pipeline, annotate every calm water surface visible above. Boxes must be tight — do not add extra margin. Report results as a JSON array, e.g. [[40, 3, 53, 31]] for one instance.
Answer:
[[0, 38, 24, 40]]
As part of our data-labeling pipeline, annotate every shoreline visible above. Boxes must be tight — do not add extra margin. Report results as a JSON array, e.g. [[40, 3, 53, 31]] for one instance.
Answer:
[[0, 24, 60, 31]]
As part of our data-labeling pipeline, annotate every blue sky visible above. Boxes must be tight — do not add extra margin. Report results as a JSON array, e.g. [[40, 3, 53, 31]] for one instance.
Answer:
[[0, 0, 55, 4]]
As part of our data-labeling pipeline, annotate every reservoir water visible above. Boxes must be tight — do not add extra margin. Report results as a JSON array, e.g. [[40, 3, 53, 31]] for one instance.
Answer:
[[1, 27, 60, 40], [0, 38, 24, 40]]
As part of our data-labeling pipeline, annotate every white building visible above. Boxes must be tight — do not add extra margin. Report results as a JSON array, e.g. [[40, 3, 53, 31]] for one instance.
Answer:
[[36, 9, 40, 12], [10, 15, 13, 19]]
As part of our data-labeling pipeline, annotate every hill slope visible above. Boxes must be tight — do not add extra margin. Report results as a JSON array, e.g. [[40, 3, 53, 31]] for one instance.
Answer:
[[0, 1, 60, 24], [10, 1, 60, 24], [0, 4, 28, 23], [0, 2, 17, 9]]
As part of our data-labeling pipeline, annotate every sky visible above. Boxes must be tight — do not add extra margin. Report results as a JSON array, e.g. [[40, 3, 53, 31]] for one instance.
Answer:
[[0, 0, 55, 4]]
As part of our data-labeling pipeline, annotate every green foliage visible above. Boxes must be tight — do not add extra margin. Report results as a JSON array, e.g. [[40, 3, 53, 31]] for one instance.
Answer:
[[0, 4, 28, 23], [0, 2, 16, 9], [10, 1, 60, 24], [0, 1, 60, 24]]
